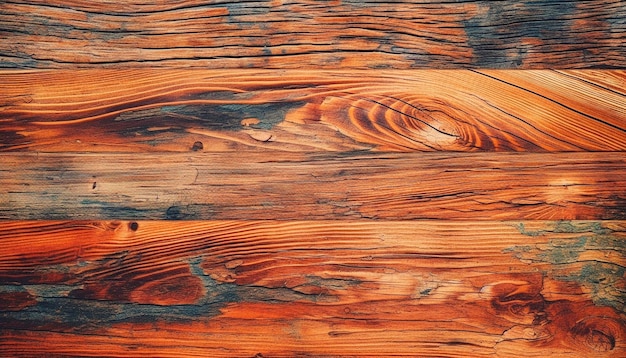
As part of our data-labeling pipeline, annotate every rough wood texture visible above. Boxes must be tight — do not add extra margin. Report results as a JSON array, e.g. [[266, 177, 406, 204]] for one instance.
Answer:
[[1, 220, 624, 357], [2, 1, 626, 356], [1, 69, 625, 152], [1, 1, 625, 69], [1, 152, 625, 221]]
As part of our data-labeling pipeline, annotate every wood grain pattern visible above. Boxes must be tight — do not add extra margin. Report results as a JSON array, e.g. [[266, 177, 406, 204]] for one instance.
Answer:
[[1, 152, 625, 220], [2, 1, 626, 356], [1, 0, 625, 69], [1, 69, 625, 152], [1, 220, 624, 357]]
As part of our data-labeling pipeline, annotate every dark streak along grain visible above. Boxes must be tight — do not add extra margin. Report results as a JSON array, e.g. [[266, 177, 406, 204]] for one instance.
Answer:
[[0, 220, 624, 357], [0, 151, 625, 220], [557, 70, 626, 95], [474, 70, 626, 133], [0, 0, 624, 69], [1, 69, 624, 152]]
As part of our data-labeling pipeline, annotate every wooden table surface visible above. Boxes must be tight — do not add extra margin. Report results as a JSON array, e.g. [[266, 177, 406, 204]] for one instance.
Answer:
[[1, 1, 625, 357]]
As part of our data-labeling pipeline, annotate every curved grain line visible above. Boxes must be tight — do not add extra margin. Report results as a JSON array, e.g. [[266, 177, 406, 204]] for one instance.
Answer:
[[2, 70, 625, 151]]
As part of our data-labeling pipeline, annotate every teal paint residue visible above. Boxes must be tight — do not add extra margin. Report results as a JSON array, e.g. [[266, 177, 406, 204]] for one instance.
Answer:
[[515, 223, 544, 237], [537, 236, 587, 265], [0, 255, 328, 333], [551, 221, 612, 235], [159, 102, 305, 130], [557, 262, 625, 314], [506, 221, 625, 313]]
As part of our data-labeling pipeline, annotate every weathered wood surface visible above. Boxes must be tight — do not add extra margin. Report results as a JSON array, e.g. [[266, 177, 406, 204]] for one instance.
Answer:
[[1, 220, 624, 357], [1, 69, 625, 152], [1, 0, 625, 69], [2, 1, 626, 356], [1, 152, 625, 221]]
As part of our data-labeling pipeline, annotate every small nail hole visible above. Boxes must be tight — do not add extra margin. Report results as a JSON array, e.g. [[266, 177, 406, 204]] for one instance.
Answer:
[[191, 141, 204, 151]]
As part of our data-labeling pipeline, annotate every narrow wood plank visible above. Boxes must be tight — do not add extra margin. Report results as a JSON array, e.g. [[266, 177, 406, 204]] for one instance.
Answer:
[[1, 152, 625, 220], [1, 220, 624, 357], [1, 0, 624, 69], [1, 69, 625, 152]]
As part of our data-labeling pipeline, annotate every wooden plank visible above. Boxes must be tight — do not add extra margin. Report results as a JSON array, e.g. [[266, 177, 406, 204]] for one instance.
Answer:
[[0, 220, 624, 357], [1, 152, 625, 220], [1, 69, 625, 152], [1, 1, 624, 69]]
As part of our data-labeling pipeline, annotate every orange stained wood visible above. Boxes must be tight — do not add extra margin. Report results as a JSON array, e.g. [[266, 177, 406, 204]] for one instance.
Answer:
[[0, 220, 624, 357], [1, 1, 626, 357], [1, 69, 625, 152]]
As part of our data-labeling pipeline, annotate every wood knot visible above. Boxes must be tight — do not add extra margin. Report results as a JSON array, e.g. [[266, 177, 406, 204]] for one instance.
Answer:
[[103, 221, 122, 231], [485, 279, 547, 325], [571, 317, 617, 352]]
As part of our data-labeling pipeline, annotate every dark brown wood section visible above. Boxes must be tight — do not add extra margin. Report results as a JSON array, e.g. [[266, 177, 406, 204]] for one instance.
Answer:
[[1, 1, 625, 357], [1, 0, 625, 69]]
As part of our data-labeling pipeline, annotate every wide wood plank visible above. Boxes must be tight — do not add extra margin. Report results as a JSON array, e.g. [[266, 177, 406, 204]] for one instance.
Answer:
[[1, 69, 625, 152], [1, 152, 625, 220], [1, 220, 624, 357], [1, 0, 624, 69]]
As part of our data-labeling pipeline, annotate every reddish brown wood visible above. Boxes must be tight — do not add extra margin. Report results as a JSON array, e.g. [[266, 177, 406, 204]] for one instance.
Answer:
[[1, 69, 625, 152], [1, 220, 624, 357], [1, 2, 625, 356]]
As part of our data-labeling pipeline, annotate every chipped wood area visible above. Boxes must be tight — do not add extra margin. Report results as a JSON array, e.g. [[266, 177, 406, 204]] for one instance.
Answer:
[[1, 1, 625, 69], [1, 69, 625, 152], [0, 220, 624, 357]]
